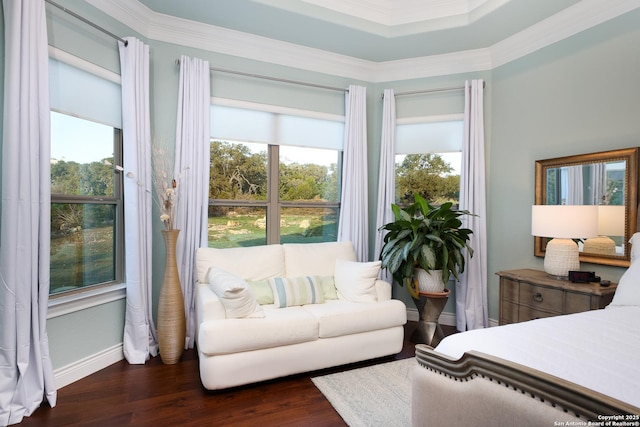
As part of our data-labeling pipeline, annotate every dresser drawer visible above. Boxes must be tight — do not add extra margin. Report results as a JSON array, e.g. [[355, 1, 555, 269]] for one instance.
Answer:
[[519, 283, 563, 313], [518, 305, 557, 322], [565, 291, 593, 313], [500, 300, 518, 324], [500, 278, 519, 303]]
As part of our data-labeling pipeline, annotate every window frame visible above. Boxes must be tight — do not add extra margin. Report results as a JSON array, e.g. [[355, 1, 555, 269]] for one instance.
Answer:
[[47, 48, 126, 317], [209, 100, 344, 246], [49, 113, 125, 298]]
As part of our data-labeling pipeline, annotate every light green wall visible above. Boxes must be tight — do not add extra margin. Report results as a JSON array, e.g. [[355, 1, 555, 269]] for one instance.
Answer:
[[2, 3, 638, 372], [486, 8, 640, 319], [47, 300, 125, 368]]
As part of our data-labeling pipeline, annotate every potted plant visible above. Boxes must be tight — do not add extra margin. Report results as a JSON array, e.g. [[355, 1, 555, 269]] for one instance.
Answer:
[[378, 194, 474, 298]]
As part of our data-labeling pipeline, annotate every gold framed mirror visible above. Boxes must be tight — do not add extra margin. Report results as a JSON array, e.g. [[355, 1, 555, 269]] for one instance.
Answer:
[[534, 147, 638, 267]]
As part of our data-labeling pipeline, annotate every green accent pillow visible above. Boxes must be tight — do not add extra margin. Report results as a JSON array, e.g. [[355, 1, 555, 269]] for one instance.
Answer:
[[318, 275, 338, 300], [247, 279, 274, 305]]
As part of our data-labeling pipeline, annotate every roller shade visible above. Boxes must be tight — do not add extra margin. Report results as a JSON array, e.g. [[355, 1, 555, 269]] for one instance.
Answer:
[[211, 104, 344, 150], [49, 57, 122, 128], [396, 120, 463, 154]]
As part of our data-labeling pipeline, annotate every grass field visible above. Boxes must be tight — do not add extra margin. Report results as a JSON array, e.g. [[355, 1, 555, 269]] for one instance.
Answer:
[[50, 226, 115, 294], [208, 208, 338, 248]]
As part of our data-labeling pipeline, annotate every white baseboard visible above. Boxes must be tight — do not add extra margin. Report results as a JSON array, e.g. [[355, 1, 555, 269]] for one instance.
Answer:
[[54, 344, 124, 389], [406, 308, 499, 329]]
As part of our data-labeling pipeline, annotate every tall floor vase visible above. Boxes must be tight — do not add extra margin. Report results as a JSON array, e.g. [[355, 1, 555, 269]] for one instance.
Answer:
[[157, 229, 186, 364]]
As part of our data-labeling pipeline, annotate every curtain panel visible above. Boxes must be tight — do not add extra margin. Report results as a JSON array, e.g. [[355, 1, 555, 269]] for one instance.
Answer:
[[173, 55, 211, 349], [457, 79, 489, 331], [0, 0, 57, 424], [374, 89, 396, 278], [119, 37, 158, 363], [338, 85, 369, 261]]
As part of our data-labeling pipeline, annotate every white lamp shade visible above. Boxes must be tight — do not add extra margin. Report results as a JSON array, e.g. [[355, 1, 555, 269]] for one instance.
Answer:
[[597, 205, 625, 236], [531, 205, 598, 239]]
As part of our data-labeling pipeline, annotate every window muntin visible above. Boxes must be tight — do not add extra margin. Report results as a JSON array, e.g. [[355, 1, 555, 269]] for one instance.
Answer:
[[50, 112, 123, 295]]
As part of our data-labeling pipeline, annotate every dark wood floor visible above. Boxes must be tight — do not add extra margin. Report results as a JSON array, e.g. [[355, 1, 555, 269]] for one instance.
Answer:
[[21, 321, 456, 427]]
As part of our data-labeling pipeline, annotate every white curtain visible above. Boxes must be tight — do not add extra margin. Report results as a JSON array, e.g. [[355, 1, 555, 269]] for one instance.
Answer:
[[119, 37, 158, 363], [457, 79, 489, 331], [0, 0, 57, 424], [173, 55, 211, 349], [590, 162, 606, 205], [567, 165, 584, 205], [338, 85, 369, 261], [374, 89, 396, 273]]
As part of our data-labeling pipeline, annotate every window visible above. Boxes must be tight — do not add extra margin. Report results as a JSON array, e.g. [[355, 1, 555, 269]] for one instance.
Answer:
[[209, 102, 343, 248], [395, 117, 463, 206], [50, 112, 123, 295], [48, 51, 123, 296]]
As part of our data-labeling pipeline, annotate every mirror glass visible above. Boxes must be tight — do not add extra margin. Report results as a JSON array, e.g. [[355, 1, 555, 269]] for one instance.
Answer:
[[534, 148, 638, 267]]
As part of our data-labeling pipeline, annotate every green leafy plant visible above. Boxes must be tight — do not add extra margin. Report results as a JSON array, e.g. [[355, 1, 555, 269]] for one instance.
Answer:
[[378, 194, 474, 297]]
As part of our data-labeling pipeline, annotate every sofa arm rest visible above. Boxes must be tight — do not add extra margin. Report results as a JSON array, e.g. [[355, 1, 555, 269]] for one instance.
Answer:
[[195, 282, 226, 328], [375, 279, 392, 301]]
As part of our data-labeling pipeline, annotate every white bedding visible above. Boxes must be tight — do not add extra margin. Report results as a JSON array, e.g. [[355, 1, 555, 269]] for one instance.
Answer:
[[434, 306, 640, 408]]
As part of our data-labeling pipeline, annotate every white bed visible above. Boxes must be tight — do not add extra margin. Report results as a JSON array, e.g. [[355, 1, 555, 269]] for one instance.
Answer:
[[433, 306, 640, 408], [412, 256, 640, 425]]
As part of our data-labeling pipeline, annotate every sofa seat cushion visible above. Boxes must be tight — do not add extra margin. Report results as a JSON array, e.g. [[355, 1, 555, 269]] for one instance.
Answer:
[[198, 306, 318, 355], [302, 299, 407, 338]]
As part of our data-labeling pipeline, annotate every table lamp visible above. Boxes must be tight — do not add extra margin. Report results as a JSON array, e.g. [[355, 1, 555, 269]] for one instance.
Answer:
[[583, 205, 625, 255], [531, 205, 598, 278]]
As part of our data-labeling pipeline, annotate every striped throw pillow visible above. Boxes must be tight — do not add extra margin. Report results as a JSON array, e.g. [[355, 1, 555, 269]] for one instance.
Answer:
[[268, 276, 325, 308]]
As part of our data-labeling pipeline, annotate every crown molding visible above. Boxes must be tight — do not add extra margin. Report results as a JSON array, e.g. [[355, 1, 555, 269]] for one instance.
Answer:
[[373, 49, 493, 82], [87, 0, 640, 83], [86, 0, 151, 37], [490, 0, 640, 69], [294, 0, 496, 27]]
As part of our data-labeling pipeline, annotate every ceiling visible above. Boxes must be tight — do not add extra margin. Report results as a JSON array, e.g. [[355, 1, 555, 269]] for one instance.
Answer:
[[136, 0, 583, 62], [86, 0, 640, 81]]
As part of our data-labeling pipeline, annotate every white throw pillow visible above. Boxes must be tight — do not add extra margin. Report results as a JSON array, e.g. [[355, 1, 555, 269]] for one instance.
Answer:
[[206, 268, 265, 318], [334, 259, 381, 303], [610, 259, 640, 307], [630, 232, 640, 263], [609, 234, 640, 307]]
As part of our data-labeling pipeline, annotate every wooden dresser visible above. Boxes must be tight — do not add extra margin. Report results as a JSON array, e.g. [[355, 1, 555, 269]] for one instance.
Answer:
[[496, 269, 617, 325]]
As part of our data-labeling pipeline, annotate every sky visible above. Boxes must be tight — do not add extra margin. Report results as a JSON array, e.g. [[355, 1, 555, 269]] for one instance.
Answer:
[[50, 111, 114, 164]]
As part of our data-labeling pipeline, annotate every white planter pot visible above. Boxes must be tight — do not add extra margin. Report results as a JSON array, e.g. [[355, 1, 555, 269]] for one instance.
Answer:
[[414, 269, 446, 293]]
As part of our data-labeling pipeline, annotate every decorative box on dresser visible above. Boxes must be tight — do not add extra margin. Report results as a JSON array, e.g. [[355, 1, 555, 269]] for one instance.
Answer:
[[496, 269, 617, 325]]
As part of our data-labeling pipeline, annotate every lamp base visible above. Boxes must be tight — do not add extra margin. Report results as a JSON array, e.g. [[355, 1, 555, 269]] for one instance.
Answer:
[[583, 236, 616, 256], [544, 238, 580, 278]]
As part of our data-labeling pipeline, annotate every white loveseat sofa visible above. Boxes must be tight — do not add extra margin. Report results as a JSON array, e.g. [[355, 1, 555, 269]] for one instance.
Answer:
[[194, 241, 407, 390]]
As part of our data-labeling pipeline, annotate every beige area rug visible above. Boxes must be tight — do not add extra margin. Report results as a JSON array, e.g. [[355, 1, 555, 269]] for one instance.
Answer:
[[311, 358, 415, 427]]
